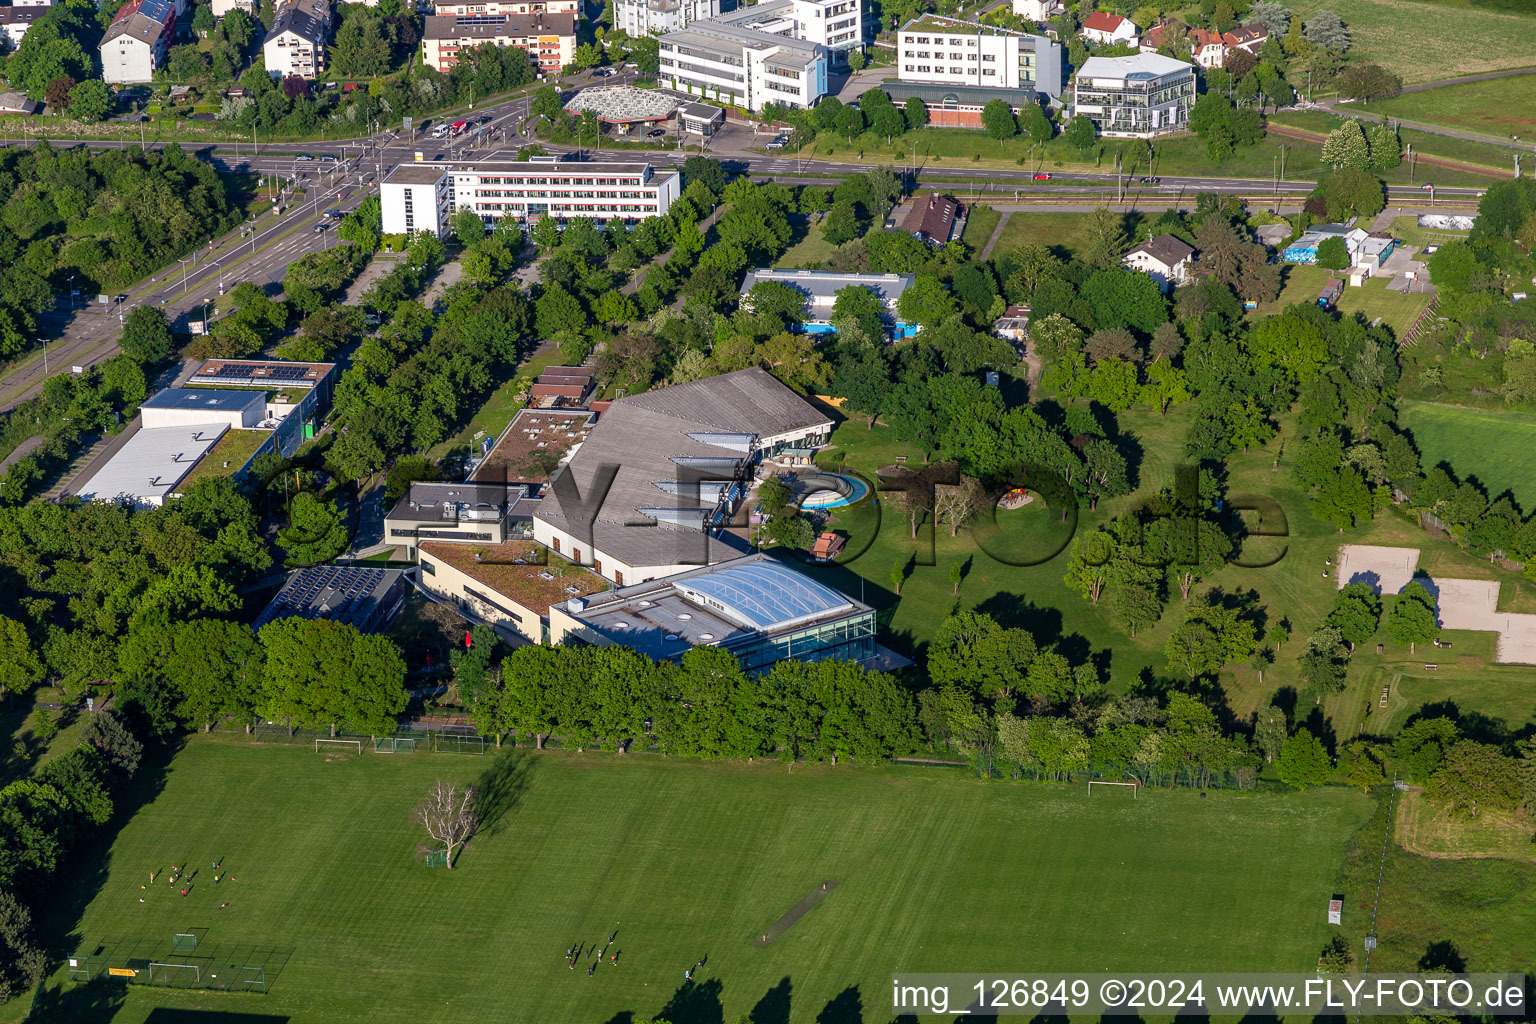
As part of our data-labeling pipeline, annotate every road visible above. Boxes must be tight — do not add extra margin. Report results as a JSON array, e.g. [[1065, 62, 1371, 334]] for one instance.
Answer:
[[0, 72, 1487, 414]]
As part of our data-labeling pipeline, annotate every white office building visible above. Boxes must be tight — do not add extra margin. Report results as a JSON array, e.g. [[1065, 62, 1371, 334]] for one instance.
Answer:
[[896, 15, 1063, 102], [381, 159, 681, 236], [433, 0, 578, 12], [1072, 52, 1195, 138], [613, 0, 718, 37], [658, 0, 861, 112]]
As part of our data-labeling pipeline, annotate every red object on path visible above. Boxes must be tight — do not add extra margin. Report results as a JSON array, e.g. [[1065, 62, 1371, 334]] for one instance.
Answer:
[[465, 630, 473, 648]]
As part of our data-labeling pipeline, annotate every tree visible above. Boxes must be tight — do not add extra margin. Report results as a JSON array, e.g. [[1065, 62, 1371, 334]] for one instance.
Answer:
[[1427, 241, 1479, 294], [1278, 729, 1332, 788], [1429, 741, 1521, 817], [1368, 124, 1401, 170], [1080, 207, 1129, 271], [835, 105, 865, 140], [822, 200, 860, 247], [332, 15, 392, 76], [1254, 703, 1287, 763], [1315, 235, 1350, 271], [1327, 582, 1381, 647], [1386, 581, 1438, 652], [168, 619, 264, 732], [1247, 0, 1292, 35], [1320, 120, 1370, 170], [192, 2, 215, 35], [68, 78, 112, 122], [531, 84, 565, 121], [0, 615, 44, 696], [904, 96, 928, 130], [259, 619, 407, 737], [1303, 9, 1349, 51], [1300, 625, 1350, 696], [280, 492, 348, 565], [82, 709, 143, 776], [0, 889, 45, 1003], [1064, 115, 1096, 152], [413, 778, 479, 867], [981, 98, 1017, 142], [1339, 62, 1401, 103]]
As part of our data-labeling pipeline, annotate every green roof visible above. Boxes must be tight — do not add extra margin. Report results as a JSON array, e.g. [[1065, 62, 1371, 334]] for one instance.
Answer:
[[901, 15, 1021, 37]]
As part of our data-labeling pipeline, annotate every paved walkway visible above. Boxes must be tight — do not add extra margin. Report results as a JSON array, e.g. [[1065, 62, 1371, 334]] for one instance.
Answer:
[[978, 211, 1012, 260], [1337, 544, 1536, 664]]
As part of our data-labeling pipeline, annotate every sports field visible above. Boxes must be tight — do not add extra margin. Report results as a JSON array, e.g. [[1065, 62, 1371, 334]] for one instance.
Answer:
[[1399, 401, 1536, 512], [32, 741, 1372, 1024]]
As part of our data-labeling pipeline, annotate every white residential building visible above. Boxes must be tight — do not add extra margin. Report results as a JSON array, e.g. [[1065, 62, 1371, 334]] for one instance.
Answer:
[[1010, 0, 1062, 21], [421, 12, 575, 74], [1122, 233, 1195, 292], [1072, 52, 1196, 138], [1080, 10, 1137, 45], [433, 0, 578, 12], [210, 0, 251, 16], [0, 5, 46, 46], [896, 15, 1064, 102], [613, 0, 719, 37], [263, 0, 329, 79], [381, 159, 682, 236], [99, 0, 178, 85]]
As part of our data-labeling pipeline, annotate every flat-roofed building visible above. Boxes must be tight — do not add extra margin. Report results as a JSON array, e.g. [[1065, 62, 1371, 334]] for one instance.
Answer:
[[380, 159, 681, 236], [739, 268, 916, 336], [139, 387, 267, 430], [1072, 52, 1195, 138], [532, 368, 833, 585], [433, 0, 578, 14], [549, 553, 876, 672], [472, 407, 597, 486], [895, 14, 1063, 104], [613, 0, 718, 36], [421, 11, 574, 74], [657, 0, 863, 111], [384, 481, 533, 557], [417, 539, 609, 642], [184, 359, 335, 456], [70, 422, 228, 508]]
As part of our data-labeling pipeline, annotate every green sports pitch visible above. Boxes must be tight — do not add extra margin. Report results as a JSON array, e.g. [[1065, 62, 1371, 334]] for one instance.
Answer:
[[35, 742, 1372, 1024]]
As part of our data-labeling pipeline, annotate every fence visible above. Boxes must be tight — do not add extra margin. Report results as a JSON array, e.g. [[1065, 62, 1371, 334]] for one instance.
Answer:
[[247, 720, 492, 756]]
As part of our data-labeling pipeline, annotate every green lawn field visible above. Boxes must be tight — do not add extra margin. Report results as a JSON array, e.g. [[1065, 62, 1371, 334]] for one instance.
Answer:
[[31, 742, 1372, 1024], [1369, 75, 1536, 137], [1249, 263, 1434, 338], [1284, 0, 1536, 83], [1399, 401, 1536, 511]]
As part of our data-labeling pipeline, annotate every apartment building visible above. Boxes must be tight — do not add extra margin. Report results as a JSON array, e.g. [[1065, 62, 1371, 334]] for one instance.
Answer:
[[895, 14, 1063, 103], [421, 11, 575, 73], [1071, 52, 1195, 138], [612, 0, 719, 37], [658, 0, 860, 111], [433, 0, 577, 13], [0, 5, 45, 46], [263, 0, 329, 79], [381, 159, 681, 236], [99, 0, 178, 85]]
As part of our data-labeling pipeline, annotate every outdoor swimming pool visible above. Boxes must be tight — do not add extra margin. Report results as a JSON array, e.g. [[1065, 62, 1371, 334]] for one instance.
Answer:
[[800, 474, 870, 510]]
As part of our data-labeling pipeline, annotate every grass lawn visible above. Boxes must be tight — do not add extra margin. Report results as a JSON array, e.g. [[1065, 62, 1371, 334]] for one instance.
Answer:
[[1284, 0, 1536, 84], [1247, 263, 1433, 338], [1370, 74, 1536, 138], [959, 204, 1001, 250], [29, 741, 1373, 1024], [1399, 401, 1536, 511], [776, 217, 841, 267], [1387, 215, 1470, 249], [986, 210, 1098, 258]]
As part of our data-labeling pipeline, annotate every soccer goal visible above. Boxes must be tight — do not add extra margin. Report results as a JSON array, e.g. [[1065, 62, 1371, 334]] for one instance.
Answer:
[[374, 737, 417, 753], [172, 933, 197, 953], [315, 738, 362, 754], [147, 962, 201, 987], [431, 732, 486, 754], [1087, 780, 1139, 798]]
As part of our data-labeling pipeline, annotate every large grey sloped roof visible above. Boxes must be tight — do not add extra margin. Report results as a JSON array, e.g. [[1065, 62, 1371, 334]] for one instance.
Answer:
[[535, 368, 829, 569]]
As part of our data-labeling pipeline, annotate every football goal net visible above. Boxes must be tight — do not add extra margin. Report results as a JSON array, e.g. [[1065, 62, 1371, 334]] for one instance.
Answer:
[[147, 962, 201, 987], [172, 933, 197, 953], [315, 738, 362, 754], [374, 737, 417, 753], [1087, 780, 1139, 797], [432, 733, 486, 754]]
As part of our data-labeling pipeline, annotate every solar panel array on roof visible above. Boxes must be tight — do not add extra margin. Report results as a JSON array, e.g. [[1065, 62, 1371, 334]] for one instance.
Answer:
[[253, 566, 401, 632], [675, 561, 854, 631]]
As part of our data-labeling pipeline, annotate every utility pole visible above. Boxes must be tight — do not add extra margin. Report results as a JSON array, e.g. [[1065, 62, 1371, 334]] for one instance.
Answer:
[[1407, 143, 1413, 184]]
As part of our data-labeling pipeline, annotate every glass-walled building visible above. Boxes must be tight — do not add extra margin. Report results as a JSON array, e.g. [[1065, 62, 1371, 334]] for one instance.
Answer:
[[548, 554, 878, 673], [1072, 53, 1196, 138]]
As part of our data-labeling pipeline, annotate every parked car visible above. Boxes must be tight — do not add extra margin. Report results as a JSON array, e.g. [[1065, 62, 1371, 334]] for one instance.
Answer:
[[647, 128, 666, 138], [1032, 172, 1050, 180], [765, 137, 785, 149]]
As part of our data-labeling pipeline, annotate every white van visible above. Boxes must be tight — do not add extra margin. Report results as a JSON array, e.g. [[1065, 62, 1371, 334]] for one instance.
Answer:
[[432, 124, 450, 139]]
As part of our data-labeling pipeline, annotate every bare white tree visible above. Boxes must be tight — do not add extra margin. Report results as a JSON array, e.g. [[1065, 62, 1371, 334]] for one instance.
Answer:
[[413, 779, 479, 869]]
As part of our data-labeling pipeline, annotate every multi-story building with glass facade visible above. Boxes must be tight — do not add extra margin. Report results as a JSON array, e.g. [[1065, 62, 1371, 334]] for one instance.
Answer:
[[548, 554, 877, 673], [1071, 52, 1195, 138]]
